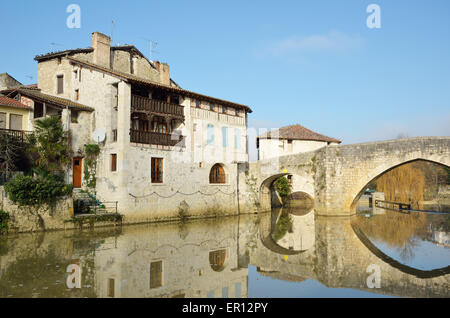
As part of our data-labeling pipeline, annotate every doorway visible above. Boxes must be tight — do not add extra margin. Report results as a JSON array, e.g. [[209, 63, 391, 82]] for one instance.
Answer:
[[73, 158, 82, 188]]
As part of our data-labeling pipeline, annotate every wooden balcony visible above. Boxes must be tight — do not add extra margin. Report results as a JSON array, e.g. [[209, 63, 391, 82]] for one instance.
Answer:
[[131, 95, 184, 119], [0, 128, 31, 143], [130, 130, 186, 147]]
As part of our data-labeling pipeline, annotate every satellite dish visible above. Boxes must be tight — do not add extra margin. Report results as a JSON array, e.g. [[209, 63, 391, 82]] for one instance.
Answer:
[[92, 129, 106, 143]]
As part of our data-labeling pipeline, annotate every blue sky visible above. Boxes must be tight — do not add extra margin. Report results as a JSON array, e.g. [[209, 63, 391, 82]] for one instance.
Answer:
[[1, 0, 449, 160]]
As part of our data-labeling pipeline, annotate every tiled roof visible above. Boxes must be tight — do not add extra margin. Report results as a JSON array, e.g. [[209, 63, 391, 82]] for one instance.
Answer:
[[34, 48, 94, 62], [0, 95, 31, 109], [66, 56, 253, 112], [258, 124, 341, 143], [2, 88, 94, 112]]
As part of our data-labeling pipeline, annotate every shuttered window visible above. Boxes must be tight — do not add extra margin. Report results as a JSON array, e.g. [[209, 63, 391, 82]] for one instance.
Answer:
[[222, 127, 228, 147], [57, 75, 64, 94], [0, 112, 6, 129], [234, 129, 241, 149], [107, 279, 115, 297], [207, 124, 214, 146], [111, 154, 117, 172], [9, 114, 22, 130], [150, 261, 163, 289], [151, 158, 163, 183]]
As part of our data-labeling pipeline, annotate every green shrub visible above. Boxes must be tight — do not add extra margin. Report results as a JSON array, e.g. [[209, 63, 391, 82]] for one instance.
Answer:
[[5, 175, 73, 206], [275, 177, 292, 201], [271, 213, 292, 242], [0, 210, 10, 235]]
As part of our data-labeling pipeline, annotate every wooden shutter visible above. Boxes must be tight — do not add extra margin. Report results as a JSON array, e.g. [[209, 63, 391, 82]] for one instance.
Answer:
[[9, 114, 22, 130], [57, 75, 64, 94], [151, 158, 163, 183], [150, 261, 163, 289], [0, 112, 6, 129], [111, 154, 117, 171]]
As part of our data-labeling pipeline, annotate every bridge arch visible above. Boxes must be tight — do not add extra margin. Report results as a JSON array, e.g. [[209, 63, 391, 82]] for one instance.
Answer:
[[349, 157, 450, 212]]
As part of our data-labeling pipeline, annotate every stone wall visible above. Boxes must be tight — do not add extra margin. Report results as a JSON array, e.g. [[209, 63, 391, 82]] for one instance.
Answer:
[[0, 186, 74, 233]]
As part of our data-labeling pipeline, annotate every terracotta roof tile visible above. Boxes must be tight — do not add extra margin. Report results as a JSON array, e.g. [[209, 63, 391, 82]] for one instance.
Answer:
[[258, 124, 341, 143], [0, 96, 31, 109]]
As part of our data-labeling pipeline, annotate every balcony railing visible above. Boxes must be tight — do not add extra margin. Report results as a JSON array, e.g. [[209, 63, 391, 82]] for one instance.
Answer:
[[0, 128, 31, 143], [131, 95, 184, 119], [130, 130, 186, 147]]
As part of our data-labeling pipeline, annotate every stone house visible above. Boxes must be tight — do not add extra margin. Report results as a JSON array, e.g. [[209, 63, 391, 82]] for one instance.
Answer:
[[14, 31, 252, 222], [257, 124, 341, 160]]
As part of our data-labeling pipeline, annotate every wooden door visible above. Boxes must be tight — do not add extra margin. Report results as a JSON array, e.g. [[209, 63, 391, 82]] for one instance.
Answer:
[[73, 158, 82, 188]]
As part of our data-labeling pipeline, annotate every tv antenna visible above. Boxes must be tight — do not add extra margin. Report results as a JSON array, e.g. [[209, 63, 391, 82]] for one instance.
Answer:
[[111, 20, 115, 45], [50, 42, 63, 51], [141, 38, 159, 61]]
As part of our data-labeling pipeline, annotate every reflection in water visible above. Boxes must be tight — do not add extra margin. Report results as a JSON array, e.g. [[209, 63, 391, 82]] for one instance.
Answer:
[[0, 210, 449, 298]]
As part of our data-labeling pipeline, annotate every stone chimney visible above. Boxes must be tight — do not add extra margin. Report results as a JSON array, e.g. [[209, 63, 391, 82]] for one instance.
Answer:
[[154, 61, 170, 86], [91, 32, 111, 68]]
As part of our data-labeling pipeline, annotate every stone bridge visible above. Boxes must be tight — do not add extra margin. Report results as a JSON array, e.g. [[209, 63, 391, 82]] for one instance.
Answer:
[[240, 137, 450, 216]]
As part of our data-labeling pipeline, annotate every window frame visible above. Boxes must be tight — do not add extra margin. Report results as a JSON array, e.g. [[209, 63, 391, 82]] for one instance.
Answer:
[[111, 154, 117, 172], [151, 157, 164, 184]]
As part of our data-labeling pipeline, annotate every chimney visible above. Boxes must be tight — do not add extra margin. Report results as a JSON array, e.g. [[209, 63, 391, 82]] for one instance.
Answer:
[[91, 32, 111, 68], [157, 62, 170, 86]]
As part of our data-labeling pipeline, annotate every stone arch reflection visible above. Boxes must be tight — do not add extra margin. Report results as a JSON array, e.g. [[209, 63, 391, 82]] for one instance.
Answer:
[[259, 208, 315, 255], [351, 222, 450, 279]]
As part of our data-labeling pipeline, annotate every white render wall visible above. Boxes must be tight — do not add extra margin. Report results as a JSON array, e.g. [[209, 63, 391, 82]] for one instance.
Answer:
[[258, 138, 337, 160], [38, 57, 252, 222]]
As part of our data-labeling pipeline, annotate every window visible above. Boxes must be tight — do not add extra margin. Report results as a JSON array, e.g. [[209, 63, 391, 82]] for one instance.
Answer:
[[111, 154, 117, 172], [151, 117, 167, 134], [207, 124, 214, 146], [9, 114, 22, 130], [150, 261, 163, 289], [210, 103, 214, 111], [209, 249, 226, 271], [34, 102, 44, 118], [73, 70, 78, 80], [222, 106, 226, 114], [151, 158, 163, 183], [222, 127, 228, 147], [234, 129, 241, 149], [71, 110, 79, 123], [112, 129, 117, 142], [57, 57, 62, 65], [57, 75, 64, 94], [222, 287, 229, 298], [0, 112, 6, 129], [235, 283, 242, 298], [235, 108, 239, 116], [209, 164, 226, 184], [107, 279, 115, 297], [75, 89, 79, 101], [196, 100, 201, 108]]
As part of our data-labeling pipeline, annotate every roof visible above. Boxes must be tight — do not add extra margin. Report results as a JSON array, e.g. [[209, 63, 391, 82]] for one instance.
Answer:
[[258, 124, 341, 143], [0, 95, 31, 110], [34, 48, 94, 62], [1, 88, 94, 112], [67, 56, 252, 112]]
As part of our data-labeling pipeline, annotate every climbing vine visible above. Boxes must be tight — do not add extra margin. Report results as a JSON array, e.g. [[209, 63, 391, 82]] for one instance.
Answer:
[[83, 144, 100, 191]]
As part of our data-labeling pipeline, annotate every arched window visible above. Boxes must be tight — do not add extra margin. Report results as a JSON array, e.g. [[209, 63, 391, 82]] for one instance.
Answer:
[[210, 164, 226, 184], [209, 249, 226, 272]]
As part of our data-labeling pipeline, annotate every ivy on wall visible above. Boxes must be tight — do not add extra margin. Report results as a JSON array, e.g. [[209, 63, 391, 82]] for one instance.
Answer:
[[83, 144, 100, 191]]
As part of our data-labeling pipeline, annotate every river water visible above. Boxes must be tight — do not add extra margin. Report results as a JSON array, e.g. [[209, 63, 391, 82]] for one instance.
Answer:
[[0, 209, 449, 298]]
